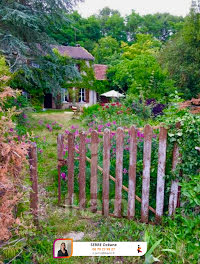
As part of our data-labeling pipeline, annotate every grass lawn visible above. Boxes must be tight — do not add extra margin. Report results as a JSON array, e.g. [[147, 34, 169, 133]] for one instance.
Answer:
[[2, 110, 198, 264]]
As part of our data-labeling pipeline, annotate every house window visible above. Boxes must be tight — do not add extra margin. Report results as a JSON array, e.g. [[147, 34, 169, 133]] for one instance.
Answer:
[[79, 88, 86, 102], [62, 88, 69, 102]]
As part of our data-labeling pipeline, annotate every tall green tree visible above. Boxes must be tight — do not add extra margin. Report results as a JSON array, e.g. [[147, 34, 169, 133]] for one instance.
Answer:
[[93, 36, 120, 64], [160, 11, 200, 99], [107, 34, 175, 100], [0, 0, 82, 70], [126, 11, 184, 42], [0, 0, 82, 103], [126, 10, 143, 41], [98, 7, 127, 42]]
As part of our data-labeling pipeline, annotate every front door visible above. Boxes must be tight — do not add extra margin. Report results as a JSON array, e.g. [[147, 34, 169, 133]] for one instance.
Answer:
[[44, 93, 52, 108]]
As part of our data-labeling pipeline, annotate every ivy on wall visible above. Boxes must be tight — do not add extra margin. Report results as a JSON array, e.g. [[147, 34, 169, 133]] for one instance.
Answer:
[[64, 60, 109, 95]]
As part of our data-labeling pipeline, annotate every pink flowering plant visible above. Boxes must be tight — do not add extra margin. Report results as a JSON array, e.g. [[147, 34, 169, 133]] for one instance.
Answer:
[[81, 102, 139, 128]]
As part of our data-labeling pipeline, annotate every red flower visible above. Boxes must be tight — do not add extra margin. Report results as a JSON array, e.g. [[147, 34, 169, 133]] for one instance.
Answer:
[[106, 105, 109, 108], [111, 103, 116, 106]]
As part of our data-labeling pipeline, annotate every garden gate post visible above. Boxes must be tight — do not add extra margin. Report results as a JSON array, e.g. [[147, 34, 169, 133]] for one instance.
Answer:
[[57, 134, 64, 204], [28, 143, 39, 226]]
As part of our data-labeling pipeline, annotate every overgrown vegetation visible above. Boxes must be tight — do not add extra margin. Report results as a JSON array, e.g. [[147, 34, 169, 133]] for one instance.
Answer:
[[0, 57, 28, 242], [0, 1, 200, 264], [1, 109, 199, 263]]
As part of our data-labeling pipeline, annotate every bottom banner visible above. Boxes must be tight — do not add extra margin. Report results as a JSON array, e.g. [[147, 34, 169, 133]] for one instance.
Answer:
[[73, 242, 147, 256], [53, 240, 147, 258]]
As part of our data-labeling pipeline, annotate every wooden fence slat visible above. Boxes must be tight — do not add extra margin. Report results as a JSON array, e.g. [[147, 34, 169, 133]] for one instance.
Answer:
[[102, 129, 111, 216], [29, 143, 39, 226], [141, 125, 152, 223], [168, 142, 180, 216], [57, 134, 64, 204], [128, 126, 137, 219], [79, 132, 86, 209], [114, 127, 124, 217], [67, 132, 75, 206], [74, 147, 156, 214], [155, 127, 167, 222], [90, 130, 99, 213]]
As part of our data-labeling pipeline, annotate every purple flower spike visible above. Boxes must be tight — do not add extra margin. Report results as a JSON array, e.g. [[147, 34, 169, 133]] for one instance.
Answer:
[[106, 123, 111, 127], [86, 138, 91, 144], [61, 172, 66, 180], [123, 168, 128, 174], [74, 129, 79, 136]]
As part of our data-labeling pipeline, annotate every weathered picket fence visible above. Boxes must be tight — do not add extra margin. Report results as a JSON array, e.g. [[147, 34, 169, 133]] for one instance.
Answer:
[[57, 124, 181, 224]]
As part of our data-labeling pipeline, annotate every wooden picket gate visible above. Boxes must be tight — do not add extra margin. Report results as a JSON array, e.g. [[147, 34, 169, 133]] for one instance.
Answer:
[[57, 125, 181, 224]]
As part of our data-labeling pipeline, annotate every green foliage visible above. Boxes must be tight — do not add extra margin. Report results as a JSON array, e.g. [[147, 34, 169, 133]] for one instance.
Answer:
[[122, 34, 162, 59], [0, 0, 82, 107], [126, 11, 184, 42], [158, 102, 200, 179], [11, 49, 79, 106], [107, 34, 175, 99], [93, 36, 120, 64], [98, 214, 199, 263], [47, 8, 184, 55], [81, 104, 101, 118], [66, 60, 108, 94], [4, 95, 30, 110], [180, 175, 200, 214], [97, 7, 126, 42], [48, 11, 102, 52], [124, 94, 152, 120], [159, 11, 200, 99], [0, 57, 11, 84], [0, 0, 82, 70]]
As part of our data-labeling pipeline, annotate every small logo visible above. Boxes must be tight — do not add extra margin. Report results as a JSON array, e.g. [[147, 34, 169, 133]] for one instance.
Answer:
[[137, 245, 142, 253]]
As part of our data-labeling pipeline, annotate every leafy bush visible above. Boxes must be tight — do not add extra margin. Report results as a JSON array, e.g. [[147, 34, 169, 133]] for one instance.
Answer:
[[180, 175, 200, 215], [0, 56, 28, 241], [81, 104, 100, 119]]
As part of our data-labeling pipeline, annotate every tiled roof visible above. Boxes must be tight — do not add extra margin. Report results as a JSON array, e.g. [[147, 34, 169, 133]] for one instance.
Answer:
[[94, 64, 108, 80], [53, 45, 95, 61], [179, 96, 200, 114]]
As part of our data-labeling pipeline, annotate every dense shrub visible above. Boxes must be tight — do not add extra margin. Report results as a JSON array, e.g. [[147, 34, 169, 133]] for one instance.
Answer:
[[0, 57, 28, 241]]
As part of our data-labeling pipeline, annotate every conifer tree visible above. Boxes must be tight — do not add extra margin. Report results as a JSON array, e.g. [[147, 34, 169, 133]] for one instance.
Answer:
[[0, 0, 82, 70]]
